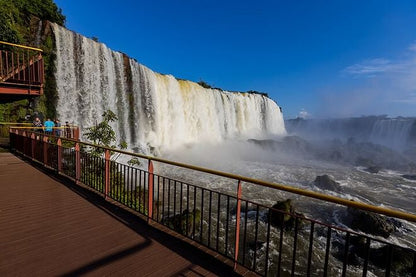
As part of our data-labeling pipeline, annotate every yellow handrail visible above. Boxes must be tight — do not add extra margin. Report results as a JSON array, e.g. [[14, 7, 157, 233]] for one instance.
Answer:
[[0, 41, 43, 52], [0, 122, 32, 125], [9, 127, 416, 223]]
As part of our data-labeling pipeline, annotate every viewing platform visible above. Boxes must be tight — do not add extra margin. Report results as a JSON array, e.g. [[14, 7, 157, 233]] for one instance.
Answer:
[[0, 41, 44, 96], [0, 150, 243, 276], [2, 128, 416, 276]]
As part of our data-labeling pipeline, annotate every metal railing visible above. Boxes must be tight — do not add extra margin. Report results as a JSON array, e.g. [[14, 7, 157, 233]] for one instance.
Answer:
[[9, 128, 416, 277], [6, 125, 80, 140], [0, 41, 44, 93]]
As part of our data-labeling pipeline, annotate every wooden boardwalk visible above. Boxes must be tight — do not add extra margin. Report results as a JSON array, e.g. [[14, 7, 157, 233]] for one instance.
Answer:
[[0, 151, 245, 276]]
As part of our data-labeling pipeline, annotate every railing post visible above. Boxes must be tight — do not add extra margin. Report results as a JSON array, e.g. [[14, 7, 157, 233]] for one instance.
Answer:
[[105, 149, 110, 200], [31, 132, 35, 160], [9, 128, 14, 151], [73, 127, 80, 140], [234, 180, 242, 270], [148, 159, 154, 223], [43, 135, 48, 165], [57, 138, 62, 173], [75, 142, 81, 184]]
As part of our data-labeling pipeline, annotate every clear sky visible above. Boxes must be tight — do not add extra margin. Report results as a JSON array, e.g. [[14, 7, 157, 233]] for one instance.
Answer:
[[54, 0, 416, 119]]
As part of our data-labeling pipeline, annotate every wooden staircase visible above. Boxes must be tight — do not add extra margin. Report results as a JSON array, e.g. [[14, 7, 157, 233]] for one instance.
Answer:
[[0, 41, 44, 96]]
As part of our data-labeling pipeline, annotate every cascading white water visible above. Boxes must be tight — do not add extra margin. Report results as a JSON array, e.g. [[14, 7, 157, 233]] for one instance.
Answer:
[[52, 23, 286, 153], [286, 117, 416, 151], [369, 118, 416, 150]]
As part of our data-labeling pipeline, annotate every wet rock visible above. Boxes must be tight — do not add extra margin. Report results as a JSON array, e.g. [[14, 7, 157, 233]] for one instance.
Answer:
[[313, 175, 341, 192], [402, 174, 416, 180], [164, 209, 201, 234], [365, 166, 381, 174], [347, 207, 395, 238], [247, 139, 278, 150], [269, 199, 304, 230], [347, 235, 414, 275], [270, 199, 293, 226], [248, 241, 265, 251], [355, 157, 374, 167]]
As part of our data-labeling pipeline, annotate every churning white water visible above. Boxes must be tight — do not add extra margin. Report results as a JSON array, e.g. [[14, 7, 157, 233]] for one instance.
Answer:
[[52, 23, 286, 154]]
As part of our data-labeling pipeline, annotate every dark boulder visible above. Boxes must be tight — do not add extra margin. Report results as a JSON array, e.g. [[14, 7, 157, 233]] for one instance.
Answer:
[[365, 166, 381, 174], [347, 207, 395, 238], [347, 235, 414, 275], [314, 175, 341, 192], [164, 209, 201, 235], [402, 174, 416, 180], [355, 157, 374, 167], [248, 241, 265, 251], [269, 199, 304, 230]]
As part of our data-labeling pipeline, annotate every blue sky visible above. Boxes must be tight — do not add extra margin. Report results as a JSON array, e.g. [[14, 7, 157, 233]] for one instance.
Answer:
[[54, 0, 416, 119]]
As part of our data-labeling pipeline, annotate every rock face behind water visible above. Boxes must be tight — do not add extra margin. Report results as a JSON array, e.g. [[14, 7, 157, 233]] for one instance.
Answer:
[[314, 175, 341, 192], [347, 207, 395, 238]]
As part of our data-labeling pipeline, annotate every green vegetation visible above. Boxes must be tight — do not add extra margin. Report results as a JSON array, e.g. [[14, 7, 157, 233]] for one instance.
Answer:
[[0, 0, 65, 123], [0, 0, 65, 44], [85, 110, 119, 155], [81, 110, 149, 212], [197, 80, 212, 89], [246, 90, 269, 98], [0, 100, 31, 137]]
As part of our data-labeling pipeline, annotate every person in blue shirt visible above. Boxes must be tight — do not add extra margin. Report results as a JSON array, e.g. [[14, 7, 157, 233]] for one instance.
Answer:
[[44, 118, 55, 134]]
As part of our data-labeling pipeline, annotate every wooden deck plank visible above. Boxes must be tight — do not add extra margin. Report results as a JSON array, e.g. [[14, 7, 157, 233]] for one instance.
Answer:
[[0, 152, 240, 276]]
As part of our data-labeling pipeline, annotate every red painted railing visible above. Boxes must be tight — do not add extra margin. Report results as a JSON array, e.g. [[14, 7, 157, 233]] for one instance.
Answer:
[[8, 128, 416, 276], [0, 41, 44, 95]]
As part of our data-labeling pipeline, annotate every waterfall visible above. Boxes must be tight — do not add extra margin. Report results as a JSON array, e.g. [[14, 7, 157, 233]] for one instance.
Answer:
[[369, 118, 416, 150], [286, 117, 416, 150], [52, 23, 286, 154]]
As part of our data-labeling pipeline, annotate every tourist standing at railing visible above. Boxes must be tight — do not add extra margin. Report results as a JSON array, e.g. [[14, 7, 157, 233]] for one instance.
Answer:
[[55, 119, 62, 137], [32, 117, 43, 133], [44, 118, 54, 135], [65, 121, 71, 138]]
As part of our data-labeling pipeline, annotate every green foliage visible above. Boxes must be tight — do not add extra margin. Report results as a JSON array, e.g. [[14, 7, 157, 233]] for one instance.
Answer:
[[39, 34, 59, 119], [246, 90, 269, 98], [85, 110, 118, 155], [84, 110, 128, 158], [0, 0, 65, 123], [0, 99, 30, 122], [127, 158, 142, 167], [0, 0, 65, 45], [197, 80, 212, 89], [0, 0, 65, 26]]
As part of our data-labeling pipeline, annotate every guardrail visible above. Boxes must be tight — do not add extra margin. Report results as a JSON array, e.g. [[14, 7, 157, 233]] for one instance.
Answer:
[[0, 41, 44, 94], [9, 128, 416, 276]]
